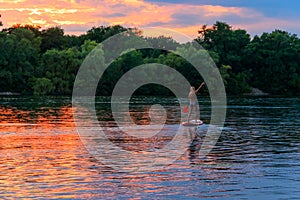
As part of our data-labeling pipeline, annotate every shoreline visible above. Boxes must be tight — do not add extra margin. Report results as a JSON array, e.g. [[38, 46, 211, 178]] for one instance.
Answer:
[[0, 92, 21, 96]]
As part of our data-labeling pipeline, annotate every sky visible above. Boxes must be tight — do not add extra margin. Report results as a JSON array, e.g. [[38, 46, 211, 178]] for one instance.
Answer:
[[0, 0, 299, 39]]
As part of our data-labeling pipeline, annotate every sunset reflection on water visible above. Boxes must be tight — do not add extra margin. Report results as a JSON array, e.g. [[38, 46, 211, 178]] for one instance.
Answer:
[[0, 99, 201, 198], [1, 97, 299, 199], [0, 104, 89, 198]]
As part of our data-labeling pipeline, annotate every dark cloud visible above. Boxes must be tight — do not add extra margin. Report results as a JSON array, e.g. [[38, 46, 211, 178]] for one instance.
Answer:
[[170, 13, 202, 26], [145, 21, 169, 27], [103, 13, 126, 18]]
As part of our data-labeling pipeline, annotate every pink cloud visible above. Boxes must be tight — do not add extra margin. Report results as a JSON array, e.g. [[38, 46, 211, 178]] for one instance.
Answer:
[[0, 0, 298, 38]]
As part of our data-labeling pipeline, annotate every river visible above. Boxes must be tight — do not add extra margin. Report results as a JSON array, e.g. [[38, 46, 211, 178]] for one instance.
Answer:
[[0, 96, 299, 199]]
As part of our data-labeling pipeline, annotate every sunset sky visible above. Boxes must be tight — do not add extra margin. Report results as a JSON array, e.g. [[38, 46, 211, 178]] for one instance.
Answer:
[[0, 0, 299, 38]]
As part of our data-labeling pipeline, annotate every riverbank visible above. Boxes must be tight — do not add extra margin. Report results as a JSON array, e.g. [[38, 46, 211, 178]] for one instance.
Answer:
[[0, 92, 20, 96], [244, 88, 269, 96]]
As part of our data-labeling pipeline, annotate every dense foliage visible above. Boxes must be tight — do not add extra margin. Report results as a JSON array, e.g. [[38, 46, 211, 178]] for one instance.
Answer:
[[0, 20, 299, 96]]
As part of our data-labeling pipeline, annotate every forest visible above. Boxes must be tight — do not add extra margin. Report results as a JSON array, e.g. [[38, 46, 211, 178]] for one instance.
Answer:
[[0, 19, 299, 96]]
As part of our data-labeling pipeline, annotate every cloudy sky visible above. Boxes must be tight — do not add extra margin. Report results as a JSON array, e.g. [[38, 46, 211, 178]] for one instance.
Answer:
[[0, 0, 299, 38]]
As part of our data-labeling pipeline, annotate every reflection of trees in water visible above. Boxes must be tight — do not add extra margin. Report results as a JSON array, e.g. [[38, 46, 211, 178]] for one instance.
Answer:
[[187, 126, 240, 166], [223, 97, 300, 158], [188, 127, 204, 164]]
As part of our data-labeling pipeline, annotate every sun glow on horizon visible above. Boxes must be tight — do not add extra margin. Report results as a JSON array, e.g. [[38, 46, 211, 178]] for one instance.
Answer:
[[0, 0, 298, 37]]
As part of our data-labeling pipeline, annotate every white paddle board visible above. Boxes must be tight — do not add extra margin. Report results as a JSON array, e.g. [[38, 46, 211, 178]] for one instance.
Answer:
[[182, 120, 203, 126]]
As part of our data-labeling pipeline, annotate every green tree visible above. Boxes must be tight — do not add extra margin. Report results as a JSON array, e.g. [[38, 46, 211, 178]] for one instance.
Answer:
[[40, 27, 64, 53], [81, 39, 98, 58], [98, 49, 144, 95], [63, 35, 82, 49], [227, 72, 252, 95], [197, 21, 251, 72], [2, 24, 41, 37], [288, 75, 300, 93], [41, 47, 82, 94], [33, 78, 55, 95], [80, 25, 129, 43], [0, 22, 298, 96], [0, 14, 3, 26], [244, 30, 300, 94], [0, 28, 41, 93]]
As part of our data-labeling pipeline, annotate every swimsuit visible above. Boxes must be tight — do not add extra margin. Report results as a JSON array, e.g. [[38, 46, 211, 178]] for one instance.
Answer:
[[190, 102, 196, 107], [189, 92, 197, 107]]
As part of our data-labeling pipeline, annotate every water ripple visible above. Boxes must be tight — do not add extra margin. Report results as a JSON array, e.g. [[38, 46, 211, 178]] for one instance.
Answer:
[[0, 96, 299, 199]]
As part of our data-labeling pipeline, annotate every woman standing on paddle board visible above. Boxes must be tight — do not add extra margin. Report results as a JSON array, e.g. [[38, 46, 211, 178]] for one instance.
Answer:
[[187, 82, 205, 123]]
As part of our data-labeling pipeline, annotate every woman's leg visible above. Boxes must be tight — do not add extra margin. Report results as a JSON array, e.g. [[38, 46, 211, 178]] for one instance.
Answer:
[[187, 105, 193, 122], [194, 106, 199, 121]]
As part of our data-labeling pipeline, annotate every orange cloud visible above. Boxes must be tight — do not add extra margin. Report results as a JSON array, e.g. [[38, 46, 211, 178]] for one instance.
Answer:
[[0, 0, 296, 38]]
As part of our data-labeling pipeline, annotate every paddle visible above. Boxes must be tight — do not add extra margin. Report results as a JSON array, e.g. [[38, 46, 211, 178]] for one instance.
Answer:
[[182, 105, 189, 113]]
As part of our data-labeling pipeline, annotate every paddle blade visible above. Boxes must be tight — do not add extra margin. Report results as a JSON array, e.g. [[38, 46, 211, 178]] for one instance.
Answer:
[[182, 105, 189, 113]]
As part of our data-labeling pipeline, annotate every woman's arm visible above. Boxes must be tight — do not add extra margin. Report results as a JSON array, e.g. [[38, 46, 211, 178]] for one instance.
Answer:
[[195, 82, 205, 94]]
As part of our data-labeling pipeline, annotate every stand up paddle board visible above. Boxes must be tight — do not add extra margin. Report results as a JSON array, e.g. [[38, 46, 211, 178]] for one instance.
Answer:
[[182, 120, 203, 126]]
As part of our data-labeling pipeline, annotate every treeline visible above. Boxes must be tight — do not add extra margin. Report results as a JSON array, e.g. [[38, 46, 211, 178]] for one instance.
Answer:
[[197, 22, 300, 95], [0, 21, 299, 96]]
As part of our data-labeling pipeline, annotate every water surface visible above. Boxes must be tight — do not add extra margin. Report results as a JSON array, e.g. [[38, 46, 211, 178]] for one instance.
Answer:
[[0, 96, 299, 199]]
